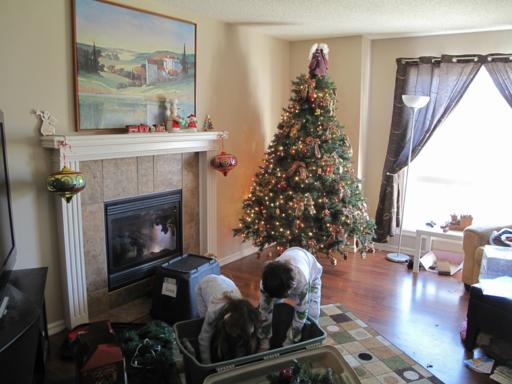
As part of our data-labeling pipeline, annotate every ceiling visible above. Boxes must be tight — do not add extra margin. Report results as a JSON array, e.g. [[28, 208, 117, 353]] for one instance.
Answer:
[[165, 0, 512, 41]]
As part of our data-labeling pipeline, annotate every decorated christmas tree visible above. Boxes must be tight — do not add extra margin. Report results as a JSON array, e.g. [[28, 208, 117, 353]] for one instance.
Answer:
[[234, 44, 375, 263]]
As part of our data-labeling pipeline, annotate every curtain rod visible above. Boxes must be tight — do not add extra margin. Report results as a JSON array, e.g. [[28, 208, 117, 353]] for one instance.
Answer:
[[401, 54, 512, 64]]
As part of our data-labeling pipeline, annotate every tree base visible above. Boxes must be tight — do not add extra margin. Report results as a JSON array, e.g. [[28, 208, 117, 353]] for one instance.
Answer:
[[386, 252, 410, 263]]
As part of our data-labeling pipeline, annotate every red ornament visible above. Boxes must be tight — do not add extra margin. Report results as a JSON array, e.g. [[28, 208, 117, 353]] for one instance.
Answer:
[[279, 367, 293, 381], [211, 136, 238, 176]]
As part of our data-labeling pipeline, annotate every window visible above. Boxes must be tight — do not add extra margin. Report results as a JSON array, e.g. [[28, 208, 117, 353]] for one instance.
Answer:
[[403, 67, 512, 230]]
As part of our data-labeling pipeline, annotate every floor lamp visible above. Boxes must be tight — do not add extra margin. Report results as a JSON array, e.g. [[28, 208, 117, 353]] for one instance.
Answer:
[[386, 94, 430, 263]]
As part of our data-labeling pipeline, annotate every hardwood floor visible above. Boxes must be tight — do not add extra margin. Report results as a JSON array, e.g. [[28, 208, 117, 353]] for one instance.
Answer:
[[222, 250, 492, 384], [47, 250, 491, 384]]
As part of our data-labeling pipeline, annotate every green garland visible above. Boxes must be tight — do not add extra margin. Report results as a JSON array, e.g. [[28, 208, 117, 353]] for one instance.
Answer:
[[267, 359, 338, 384], [120, 321, 177, 384]]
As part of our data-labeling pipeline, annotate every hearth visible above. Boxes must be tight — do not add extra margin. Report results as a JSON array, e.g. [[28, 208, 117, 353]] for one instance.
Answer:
[[105, 190, 182, 291]]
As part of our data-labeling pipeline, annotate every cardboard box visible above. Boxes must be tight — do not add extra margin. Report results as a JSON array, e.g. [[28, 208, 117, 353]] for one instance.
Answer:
[[420, 250, 463, 276]]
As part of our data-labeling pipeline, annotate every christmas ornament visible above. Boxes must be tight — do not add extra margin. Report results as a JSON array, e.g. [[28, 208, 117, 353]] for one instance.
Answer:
[[268, 359, 335, 384], [286, 161, 306, 177], [299, 166, 308, 180], [305, 194, 315, 215], [203, 114, 214, 130], [47, 166, 86, 203], [279, 367, 293, 381], [290, 123, 299, 137], [295, 201, 305, 216], [329, 255, 337, 266], [307, 239, 318, 251], [47, 140, 85, 203], [211, 135, 238, 176], [337, 227, 346, 241], [315, 142, 321, 158]]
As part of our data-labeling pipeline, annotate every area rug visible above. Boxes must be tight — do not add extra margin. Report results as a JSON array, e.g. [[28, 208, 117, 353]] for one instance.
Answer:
[[319, 304, 442, 384]]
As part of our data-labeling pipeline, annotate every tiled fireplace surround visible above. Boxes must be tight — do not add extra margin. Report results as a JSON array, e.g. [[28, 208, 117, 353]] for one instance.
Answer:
[[81, 153, 200, 319], [42, 132, 223, 328]]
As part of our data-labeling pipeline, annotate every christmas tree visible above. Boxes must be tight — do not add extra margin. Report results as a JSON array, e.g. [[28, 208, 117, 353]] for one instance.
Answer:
[[234, 44, 375, 263]]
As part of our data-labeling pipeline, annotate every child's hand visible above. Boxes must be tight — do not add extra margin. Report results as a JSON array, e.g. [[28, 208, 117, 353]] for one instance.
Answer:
[[282, 297, 297, 307], [258, 337, 270, 352]]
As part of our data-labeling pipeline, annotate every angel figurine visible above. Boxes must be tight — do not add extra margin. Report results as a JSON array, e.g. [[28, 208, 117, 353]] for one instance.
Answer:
[[166, 99, 185, 132], [35, 110, 57, 136], [308, 43, 329, 77]]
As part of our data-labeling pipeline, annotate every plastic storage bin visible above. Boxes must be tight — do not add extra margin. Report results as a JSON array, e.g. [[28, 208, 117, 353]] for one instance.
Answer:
[[174, 315, 326, 384], [203, 345, 360, 384], [151, 253, 220, 324]]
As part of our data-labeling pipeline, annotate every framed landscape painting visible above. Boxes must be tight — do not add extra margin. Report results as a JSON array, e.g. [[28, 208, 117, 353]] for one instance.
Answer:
[[72, 0, 196, 132]]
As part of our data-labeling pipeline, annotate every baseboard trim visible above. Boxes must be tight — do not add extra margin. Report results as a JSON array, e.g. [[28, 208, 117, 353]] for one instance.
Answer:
[[48, 319, 67, 336], [374, 242, 415, 255], [218, 245, 258, 266]]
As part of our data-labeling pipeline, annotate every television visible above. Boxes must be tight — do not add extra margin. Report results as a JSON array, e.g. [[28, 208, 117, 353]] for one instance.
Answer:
[[0, 110, 16, 299]]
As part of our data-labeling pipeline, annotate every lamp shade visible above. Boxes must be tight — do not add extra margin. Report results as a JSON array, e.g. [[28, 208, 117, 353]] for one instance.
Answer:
[[402, 95, 430, 109]]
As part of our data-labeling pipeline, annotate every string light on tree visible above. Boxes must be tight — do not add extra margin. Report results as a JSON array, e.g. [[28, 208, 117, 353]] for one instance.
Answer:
[[233, 43, 375, 263]]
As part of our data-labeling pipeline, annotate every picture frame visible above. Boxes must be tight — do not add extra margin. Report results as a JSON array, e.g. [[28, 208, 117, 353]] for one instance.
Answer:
[[72, 0, 196, 133]]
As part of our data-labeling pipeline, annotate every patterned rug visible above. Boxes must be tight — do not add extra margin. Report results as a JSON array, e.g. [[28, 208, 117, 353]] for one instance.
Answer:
[[319, 304, 442, 384]]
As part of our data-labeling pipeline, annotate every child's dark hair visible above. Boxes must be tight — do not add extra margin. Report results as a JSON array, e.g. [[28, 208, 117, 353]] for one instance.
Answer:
[[262, 261, 295, 299], [210, 297, 260, 363]]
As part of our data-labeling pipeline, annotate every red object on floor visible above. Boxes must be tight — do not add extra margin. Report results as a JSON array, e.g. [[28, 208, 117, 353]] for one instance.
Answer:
[[75, 321, 126, 384]]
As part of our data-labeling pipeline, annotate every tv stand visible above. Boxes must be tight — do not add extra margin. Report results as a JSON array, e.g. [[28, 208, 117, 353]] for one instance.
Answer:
[[0, 296, 9, 319], [0, 268, 48, 383]]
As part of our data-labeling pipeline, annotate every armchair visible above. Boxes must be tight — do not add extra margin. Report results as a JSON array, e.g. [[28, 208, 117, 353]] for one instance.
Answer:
[[462, 223, 512, 288]]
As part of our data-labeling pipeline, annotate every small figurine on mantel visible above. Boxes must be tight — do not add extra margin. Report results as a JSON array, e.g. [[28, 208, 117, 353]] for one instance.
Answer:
[[186, 114, 198, 132], [166, 99, 185, 132], [203, 114, 214, 131], [35, 110, 57, 136]]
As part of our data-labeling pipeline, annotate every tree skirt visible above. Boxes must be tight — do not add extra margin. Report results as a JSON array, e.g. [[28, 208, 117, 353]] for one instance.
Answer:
[[319, 304, 442, 384]]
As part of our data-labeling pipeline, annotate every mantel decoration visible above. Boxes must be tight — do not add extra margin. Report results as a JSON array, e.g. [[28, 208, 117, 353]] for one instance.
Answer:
[[211, 134, 238, 176], [72, 0, 196, 132], [34, 110, 57, 136], [46, 141, 86, 203]]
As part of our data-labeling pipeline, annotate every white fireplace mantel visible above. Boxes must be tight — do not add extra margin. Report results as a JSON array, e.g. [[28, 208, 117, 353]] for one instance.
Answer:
[[42, 131, 226, 328]]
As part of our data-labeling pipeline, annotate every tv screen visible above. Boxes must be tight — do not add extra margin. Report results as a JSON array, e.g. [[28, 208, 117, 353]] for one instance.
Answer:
[[0, 111, 16, 287]]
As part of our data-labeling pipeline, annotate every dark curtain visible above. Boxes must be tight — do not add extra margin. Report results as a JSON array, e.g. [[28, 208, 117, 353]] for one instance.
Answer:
[[485, 56, 512, 108], [374, 55, 483, 242]]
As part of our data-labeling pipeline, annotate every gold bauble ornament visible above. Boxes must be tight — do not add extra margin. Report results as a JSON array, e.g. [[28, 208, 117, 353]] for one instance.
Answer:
[[47, 165, 86, 203]]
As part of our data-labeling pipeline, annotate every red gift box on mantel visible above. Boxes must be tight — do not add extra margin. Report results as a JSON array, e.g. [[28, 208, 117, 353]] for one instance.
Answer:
[[75, 321, 127, 384]]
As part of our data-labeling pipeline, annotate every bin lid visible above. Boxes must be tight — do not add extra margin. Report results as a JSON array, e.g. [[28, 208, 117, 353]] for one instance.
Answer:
[[161, 253, 215, 273]]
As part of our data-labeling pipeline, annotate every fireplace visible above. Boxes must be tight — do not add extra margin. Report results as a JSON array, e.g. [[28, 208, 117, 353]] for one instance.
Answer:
[[105, 190, 182, 291]]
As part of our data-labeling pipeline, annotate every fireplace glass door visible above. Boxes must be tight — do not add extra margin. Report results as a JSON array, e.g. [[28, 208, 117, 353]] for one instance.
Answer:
[[105, 190, 182, 290]]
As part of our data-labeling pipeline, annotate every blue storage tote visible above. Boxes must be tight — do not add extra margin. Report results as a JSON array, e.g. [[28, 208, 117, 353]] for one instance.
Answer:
[[151, 253, 220, 324], [174, 315, 326, 384]]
